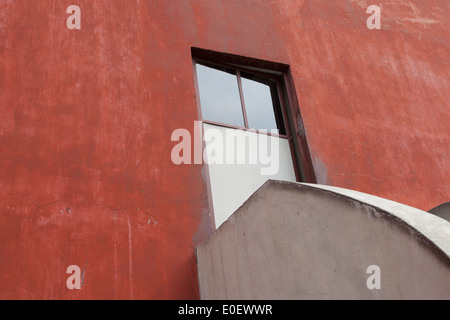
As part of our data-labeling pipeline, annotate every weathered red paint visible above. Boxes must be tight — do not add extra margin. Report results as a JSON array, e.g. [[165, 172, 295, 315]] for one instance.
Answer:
[[273, 0, 449, 210], [0, 0, 448, 299]]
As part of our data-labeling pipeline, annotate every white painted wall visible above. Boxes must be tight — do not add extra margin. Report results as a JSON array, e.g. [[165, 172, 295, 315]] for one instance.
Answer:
[[204, 123, 297, 228]]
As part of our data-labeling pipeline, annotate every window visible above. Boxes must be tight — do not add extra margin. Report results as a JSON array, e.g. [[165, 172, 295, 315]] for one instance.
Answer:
[[195, 61, 286, 135], [192, 49, 316, 228], [196, 63, 245, 128]]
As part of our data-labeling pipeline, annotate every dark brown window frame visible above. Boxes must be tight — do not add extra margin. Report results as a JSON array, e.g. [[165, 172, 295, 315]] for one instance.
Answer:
[[194, 58, 288, 139], [191, 47, 317, 184]]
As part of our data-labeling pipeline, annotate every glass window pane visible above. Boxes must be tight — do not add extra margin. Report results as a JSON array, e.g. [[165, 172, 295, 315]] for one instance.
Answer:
[[241, 75, 281, 132], [196, 63, 245, 128]]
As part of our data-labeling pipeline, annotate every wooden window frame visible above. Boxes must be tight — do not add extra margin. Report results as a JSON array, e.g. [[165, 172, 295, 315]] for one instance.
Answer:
[[192, 47, 317, 184], [194, 58, 288, 139]]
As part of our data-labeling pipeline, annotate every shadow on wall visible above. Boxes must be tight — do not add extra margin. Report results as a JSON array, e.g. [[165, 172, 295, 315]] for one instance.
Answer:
[[429, 203, 450, 223]]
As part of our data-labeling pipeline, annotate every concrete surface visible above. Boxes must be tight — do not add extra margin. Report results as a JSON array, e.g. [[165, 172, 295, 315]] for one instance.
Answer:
[[430, 203, 450, 223], [197, 180, 450, 300]]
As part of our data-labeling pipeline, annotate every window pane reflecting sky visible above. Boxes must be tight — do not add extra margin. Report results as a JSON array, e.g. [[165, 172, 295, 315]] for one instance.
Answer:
[[241, 77, 278, 131], [196, 64, 245, 128]]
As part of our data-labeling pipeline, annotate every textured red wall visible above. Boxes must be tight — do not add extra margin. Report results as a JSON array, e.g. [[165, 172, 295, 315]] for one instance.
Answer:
[[0, 0, 448, 299], [274, 0, 449, 210]]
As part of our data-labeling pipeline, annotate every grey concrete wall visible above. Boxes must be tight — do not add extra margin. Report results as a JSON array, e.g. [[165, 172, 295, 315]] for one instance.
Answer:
[[196, 181, 450, 300], [430, 203, 450, 222]]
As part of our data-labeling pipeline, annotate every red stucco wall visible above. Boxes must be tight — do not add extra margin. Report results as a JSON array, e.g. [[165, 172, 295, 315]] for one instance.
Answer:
[[0, 0, 448, 299], [275, 0, 449, 211]]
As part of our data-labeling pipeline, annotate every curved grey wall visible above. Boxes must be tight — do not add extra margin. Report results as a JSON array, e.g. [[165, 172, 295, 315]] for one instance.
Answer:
[[196, 180, 450, 300], [430, 203, 450, 222]]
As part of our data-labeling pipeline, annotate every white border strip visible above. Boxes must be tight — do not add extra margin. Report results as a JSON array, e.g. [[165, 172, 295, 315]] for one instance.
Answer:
[[300, 183, 450, 258]]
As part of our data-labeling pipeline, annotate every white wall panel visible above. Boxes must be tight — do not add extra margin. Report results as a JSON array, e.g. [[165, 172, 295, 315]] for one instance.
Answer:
[[204, 123, 297, 228]]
